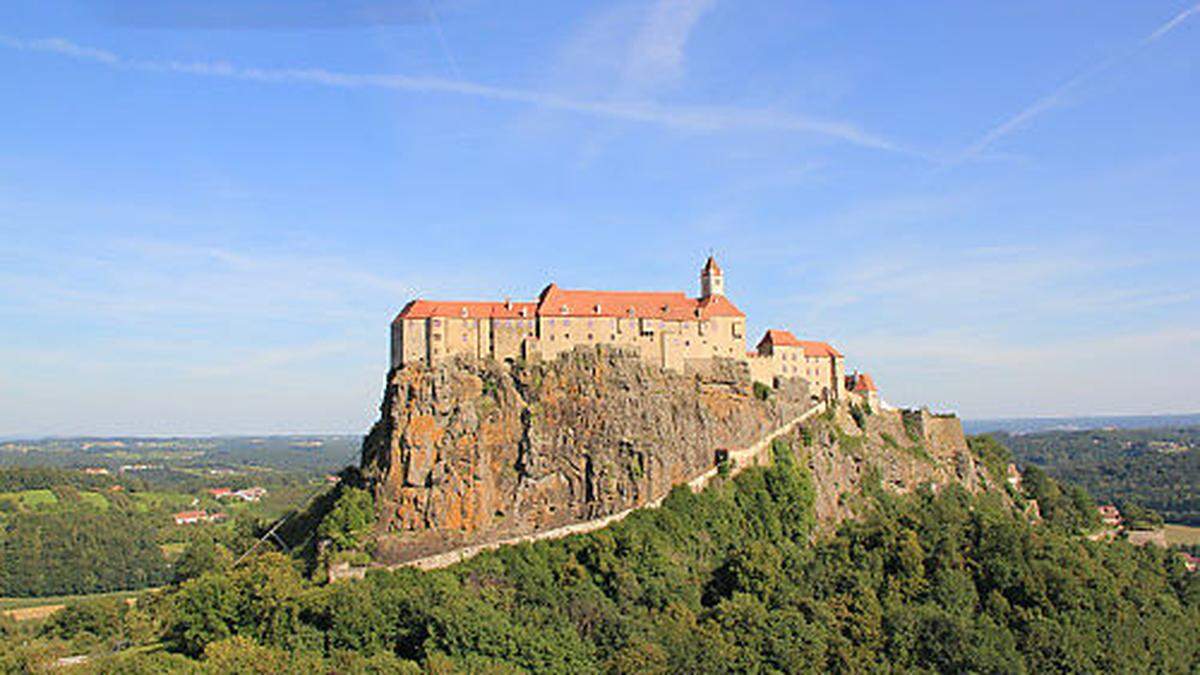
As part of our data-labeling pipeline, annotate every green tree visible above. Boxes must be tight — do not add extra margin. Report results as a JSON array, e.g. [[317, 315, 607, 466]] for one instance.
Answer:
[[317, 487, 376, 552]]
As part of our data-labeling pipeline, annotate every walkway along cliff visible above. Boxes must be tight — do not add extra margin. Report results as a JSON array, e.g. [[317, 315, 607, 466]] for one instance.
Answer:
[[356, 345, 1001, 569]]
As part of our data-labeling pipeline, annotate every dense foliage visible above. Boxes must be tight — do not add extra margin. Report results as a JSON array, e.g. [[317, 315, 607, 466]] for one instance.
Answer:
[[0, 463, 337, 597], [998, 426, 1200, 524], [6, 437, 1197, 672], [0, 508, 170, 596]]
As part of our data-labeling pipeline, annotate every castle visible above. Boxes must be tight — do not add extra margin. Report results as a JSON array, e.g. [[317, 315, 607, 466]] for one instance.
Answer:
[[391, 257, 880, 405]]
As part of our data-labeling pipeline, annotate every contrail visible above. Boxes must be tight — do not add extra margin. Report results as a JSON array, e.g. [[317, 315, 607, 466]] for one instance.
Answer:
[[422, 0, 463, 81], [960, 3, 1200, 161], [0, 34, 912, 155]]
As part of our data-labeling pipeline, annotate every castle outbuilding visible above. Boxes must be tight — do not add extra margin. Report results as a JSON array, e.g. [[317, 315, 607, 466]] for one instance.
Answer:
[[845, 371, 880, 409], [391, 257, 863, 402]]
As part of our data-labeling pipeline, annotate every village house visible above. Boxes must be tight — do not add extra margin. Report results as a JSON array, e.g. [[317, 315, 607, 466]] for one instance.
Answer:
[[208, 486, 267, 502], [173, 510, 224, 525], [391, 257, 863, 401], [1097, 504, 1122, 528]]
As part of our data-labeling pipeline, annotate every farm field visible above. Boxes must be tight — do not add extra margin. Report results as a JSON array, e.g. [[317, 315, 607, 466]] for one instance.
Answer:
[[1164, 523, 1200, 546], [0, 588, 150, 622]]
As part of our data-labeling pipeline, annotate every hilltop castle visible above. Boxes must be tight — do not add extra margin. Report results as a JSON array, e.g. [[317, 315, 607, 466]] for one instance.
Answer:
[[391, 257, 879, 404]]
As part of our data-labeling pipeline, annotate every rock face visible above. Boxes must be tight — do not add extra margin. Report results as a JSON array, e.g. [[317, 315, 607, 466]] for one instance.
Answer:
[[361, 346, 813, 563], [798, 404, 999, 531]]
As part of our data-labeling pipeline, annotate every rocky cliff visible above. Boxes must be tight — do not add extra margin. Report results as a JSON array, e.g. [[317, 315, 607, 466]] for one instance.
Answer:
[[795, 404, 1000, 532], [359, 346, 1002, 564], [361, 346, 813, 563]]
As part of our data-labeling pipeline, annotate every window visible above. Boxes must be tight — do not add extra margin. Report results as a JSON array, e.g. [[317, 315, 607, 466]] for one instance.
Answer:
[[432, 319, 442, 327], [432, 333, 442, 341], [588, 333, 593, 341], [562, 319, 571, 326]]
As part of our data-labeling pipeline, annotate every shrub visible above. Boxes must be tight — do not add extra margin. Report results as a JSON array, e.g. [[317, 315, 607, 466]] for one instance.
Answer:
[[753, 382, 772, 401], [849, 403, 866, 430]]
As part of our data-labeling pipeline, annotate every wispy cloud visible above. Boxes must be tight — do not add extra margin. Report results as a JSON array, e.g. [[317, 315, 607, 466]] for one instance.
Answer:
[[959, 3, 1200, 161], [622, 0, 717, 91], [0, 34, 906, 153]]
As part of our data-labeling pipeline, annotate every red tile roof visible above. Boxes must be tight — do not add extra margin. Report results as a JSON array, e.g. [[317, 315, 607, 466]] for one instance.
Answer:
[[798, 340, 843, 358], [396, 299, 538, 321], [538, 284, 744, 319], [756, 331, 843, 357], [397, 282, 746, 323], [757, 329, 802, 348], [846, 372, 877, 392]]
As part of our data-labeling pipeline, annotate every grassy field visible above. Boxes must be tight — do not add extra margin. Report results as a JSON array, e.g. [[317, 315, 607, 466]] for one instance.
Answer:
[[0, 586, 146, 612], [1164, 523, 1200, 546], [0, 488, 59, 509]]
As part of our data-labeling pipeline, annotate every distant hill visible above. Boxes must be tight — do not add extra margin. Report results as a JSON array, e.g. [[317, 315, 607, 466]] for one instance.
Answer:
[[964, 413, 1200, 435], [993, 425, 1200, 525]]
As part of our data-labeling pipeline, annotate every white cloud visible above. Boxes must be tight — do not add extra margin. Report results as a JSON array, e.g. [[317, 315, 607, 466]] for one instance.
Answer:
[[0, 34, 906, 153]]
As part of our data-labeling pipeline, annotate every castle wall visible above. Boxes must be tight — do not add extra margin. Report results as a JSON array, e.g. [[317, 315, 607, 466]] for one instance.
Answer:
[[747, 354, 774, 385]]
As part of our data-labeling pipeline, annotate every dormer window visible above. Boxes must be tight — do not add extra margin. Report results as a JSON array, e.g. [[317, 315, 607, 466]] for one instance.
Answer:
[[626, 307, 635, 318], [593, 304, 601, 314], [560, 304, 569, 315], [460, 307, 469, 318], [520, 307, 528, 318]]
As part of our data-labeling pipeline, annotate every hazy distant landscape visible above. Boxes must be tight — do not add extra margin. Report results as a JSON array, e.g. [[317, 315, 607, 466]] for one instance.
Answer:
[[964, 412, 1200, 435]]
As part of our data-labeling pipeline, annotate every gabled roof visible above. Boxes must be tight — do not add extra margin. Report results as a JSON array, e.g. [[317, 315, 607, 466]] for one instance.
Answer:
[[757, 329, 802, 349], [846, 372, 877, 392], [395, 299, 537, 321], [535, 283, 744, 320], [702, 255, 722, 275], [756, 330, 844, 358], [798, 340, 843, 358]]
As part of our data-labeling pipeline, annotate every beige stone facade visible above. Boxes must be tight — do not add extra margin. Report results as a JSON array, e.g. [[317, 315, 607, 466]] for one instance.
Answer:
[[391, 257, 863, 402], [754, 329, 846, 401]]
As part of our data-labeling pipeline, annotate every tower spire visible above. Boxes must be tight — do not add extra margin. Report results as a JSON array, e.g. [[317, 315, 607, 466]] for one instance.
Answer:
[[700, 254, 724, 298]]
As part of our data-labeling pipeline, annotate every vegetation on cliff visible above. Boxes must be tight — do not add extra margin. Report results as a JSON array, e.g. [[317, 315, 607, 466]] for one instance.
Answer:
[[5, 436, 1197, 673]]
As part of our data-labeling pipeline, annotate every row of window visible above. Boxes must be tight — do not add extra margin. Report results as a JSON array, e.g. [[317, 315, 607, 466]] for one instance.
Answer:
[[423, 317, 743, 333]]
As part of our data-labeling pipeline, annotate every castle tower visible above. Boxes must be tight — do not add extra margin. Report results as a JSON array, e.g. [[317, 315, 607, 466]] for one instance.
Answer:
[[700, 255, 724, 299]]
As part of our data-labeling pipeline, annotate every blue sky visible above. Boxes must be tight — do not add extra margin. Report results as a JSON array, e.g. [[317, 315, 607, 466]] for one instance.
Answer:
[[1, 1, 1198, 436]]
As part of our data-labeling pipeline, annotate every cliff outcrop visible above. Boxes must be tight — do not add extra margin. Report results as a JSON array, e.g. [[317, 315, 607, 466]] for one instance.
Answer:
[[358, 346, 1002, 565], [361, 346, 813, 563], [795, 405, 999, 531]]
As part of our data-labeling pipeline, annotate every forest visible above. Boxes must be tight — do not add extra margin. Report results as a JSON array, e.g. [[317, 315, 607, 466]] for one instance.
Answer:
[[998, 426, 1200, 525], [3, 437, 1196, 673]]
